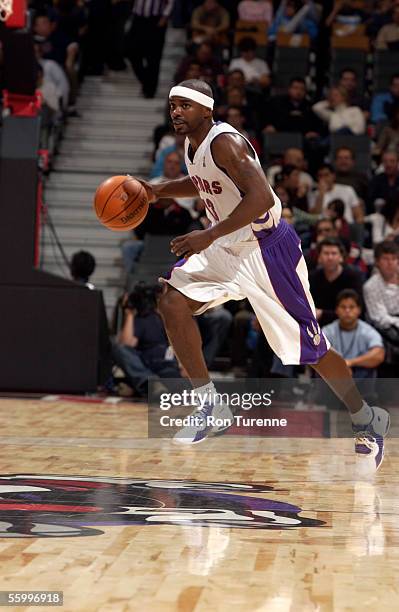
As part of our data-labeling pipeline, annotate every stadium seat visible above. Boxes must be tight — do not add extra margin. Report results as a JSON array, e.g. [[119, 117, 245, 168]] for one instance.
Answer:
[[234, 20, 268, 47], [330, 48, 367, 91], [373, 51, 399, 93], [263, 133, 303, 162], [272, 35, 310, 90], [330, 134, 371, 175]]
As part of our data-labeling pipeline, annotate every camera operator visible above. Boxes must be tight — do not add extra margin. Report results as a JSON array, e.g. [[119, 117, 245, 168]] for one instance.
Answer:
[[112, 283, 182, 397]]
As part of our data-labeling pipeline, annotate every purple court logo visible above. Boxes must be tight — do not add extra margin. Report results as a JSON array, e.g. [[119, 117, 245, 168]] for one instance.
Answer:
[[0, 475, 325, 537]]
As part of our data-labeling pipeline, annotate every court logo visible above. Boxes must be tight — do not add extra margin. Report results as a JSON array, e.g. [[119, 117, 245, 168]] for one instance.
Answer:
[[0, 475, 325, 537]]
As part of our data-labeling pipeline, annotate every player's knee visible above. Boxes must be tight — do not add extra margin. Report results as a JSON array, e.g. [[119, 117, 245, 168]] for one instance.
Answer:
[[158, 288, 188, 319]]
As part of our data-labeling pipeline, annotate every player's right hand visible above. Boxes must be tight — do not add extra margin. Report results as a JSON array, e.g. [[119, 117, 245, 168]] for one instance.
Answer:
[[125, 176, 156, 203]]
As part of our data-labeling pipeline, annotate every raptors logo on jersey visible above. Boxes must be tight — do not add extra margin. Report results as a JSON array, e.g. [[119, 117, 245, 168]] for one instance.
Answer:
[[185, 122, 282, 246]]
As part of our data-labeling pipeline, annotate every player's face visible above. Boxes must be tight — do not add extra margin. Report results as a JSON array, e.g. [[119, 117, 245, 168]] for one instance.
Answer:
[[169, 97, 211, 135], [336, 299, 360, 327]]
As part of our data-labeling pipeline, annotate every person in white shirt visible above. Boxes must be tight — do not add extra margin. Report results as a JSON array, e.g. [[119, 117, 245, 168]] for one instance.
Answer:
[[364, 241, 399, 332], [309, 163, 364, 224], [237, 0, 273, 23], [229, 37, 270, 89], [312, 86, 366, 135]]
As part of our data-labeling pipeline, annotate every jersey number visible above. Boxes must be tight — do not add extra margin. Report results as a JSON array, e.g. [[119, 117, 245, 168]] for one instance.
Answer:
[[202, 198, 219, 222]]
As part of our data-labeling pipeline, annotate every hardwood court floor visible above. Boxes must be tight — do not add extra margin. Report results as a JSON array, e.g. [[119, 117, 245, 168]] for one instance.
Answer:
[[0, 397, 398, 612]]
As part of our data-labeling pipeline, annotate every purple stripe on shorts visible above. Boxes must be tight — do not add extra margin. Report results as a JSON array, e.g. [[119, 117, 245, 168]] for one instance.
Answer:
[[165, 257, 187, 281], [258, 221, 328, 364]]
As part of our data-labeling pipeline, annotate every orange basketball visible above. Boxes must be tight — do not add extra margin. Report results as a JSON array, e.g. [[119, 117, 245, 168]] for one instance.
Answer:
[[94, 175, 149, 231]]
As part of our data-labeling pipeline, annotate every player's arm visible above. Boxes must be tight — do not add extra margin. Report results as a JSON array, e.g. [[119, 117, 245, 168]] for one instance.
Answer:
[[207, 133, 275, 240], [125, 175, 198, 203]]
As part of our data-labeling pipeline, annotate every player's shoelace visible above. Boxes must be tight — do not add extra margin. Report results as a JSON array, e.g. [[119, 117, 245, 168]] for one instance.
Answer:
[[355, 435, 377, 455]]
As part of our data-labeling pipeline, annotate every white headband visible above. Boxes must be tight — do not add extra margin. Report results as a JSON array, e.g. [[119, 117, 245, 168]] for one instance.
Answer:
[[169, 85, 214, 110]]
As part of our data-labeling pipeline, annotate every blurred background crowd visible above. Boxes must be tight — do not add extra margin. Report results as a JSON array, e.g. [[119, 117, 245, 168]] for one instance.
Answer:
[[1, 0, 399, 397]]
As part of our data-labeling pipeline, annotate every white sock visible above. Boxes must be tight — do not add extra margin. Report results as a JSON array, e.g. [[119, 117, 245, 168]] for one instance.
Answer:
[[351, 401, 373, 426], [192, 381, 217, 406]]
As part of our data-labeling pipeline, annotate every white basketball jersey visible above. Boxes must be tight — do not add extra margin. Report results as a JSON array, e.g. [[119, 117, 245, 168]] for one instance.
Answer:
[[184, 122, 282, 247]]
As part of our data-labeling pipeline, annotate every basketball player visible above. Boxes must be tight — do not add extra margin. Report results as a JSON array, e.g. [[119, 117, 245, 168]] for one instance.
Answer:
[[125, 80, 389, 468]]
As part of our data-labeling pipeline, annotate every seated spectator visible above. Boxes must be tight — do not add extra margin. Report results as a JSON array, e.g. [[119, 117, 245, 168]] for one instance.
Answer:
[[322, 289, 385, 378], [33, 12, 79, 112], [266, 146, 314, 190], [326, 199, 351, 242], [198, 306, 233, 368], [112, 284, 182, 397], [35, 42, 70, 111], [306, 217, 340, 269], [368, 150, 399, 211], [312, 86, 366, 135], [275, 164, 309, 210], [374, 106, 399, 156], [229, 37, 271, 90], [327, 200, 369, 275], [140, 151, 195, 237], [338, 68, 369, 111], [263, 77, 320, 136], [376, 1, 399, 49], [370, 73, 399, 125], [174, 42, 223, 84], [365, 198, 399, 245], [309, 164, 364, 223], [225, 105, 261, 154], [150, 133, 186, 179], [215, 70, 262, 128], [238, 0, 273, 23], [222, 85, 258, 130], [363, 241, 399, 371], [70, 250, 96, 287], [190, 0, 230, 46], [326, 0, 369, 27], [269, 0, 319, 41], [334, 146, 369, 201], [309, 237, 364, 327]]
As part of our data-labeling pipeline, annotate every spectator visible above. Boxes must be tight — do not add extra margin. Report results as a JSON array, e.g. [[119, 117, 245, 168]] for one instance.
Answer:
[[363, 241, 399, 372], [33, 12, 79, 111], [365, 198, 399, 245], [306, 217, 340, 269], [175, 41, 223, 84], [140, 151, 194, 237], [326, 0, 369, 27], [229, 37, 271, 90], [269, 0, 319, 41], [35, 42, 70, 111], [275, 164, 309, 210], [326, 200, 369, 276], [190, 0, 230, 45], [376, 1, 399, 49], [322, 289, 385, 378], [70, 250, 96, 287], [312, 86, 366, 135], [266, 146, 314, 190], [225, 105, 261, 154], [338, 68, 369, 110], [334, 146, 369, 201], [370, 73, 399, 124], [374, 106, 399, 156], [126, 0, 174, 99], [150, 133, 186, 178], [198, 306, 233, 368], [309, 237, 364, 327], [263, 77, 320, 135], [238, 0, 273, 23], [309, 164, 364, 223], [368, 150, 399, 211], [112, 284, 182, 397]]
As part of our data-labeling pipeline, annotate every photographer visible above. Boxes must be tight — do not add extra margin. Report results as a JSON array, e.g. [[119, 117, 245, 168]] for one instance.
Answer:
[[112, 283, 182, 397]]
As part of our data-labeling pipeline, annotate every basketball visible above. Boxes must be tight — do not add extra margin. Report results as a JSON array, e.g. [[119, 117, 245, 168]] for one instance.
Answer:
[[94, 175, 149, 231]]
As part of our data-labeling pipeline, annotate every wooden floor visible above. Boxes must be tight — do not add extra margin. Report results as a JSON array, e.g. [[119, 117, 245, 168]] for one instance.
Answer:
[[0, 397, 398, 612]]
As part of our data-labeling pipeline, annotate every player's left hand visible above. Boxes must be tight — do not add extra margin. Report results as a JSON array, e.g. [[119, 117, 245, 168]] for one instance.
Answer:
[[170, 229, 214, 258]]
